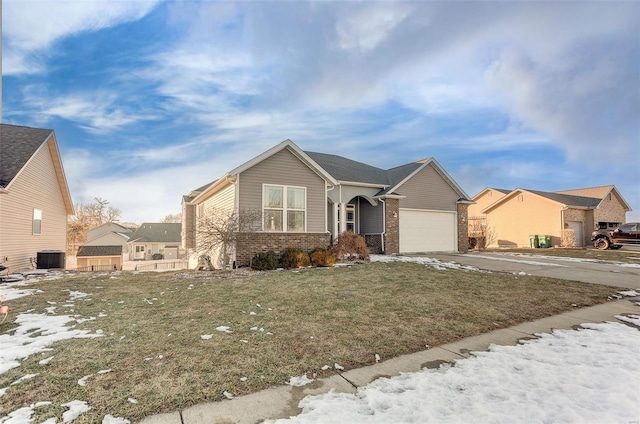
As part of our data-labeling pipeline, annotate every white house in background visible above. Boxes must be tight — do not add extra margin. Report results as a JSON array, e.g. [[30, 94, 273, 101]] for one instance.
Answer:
[[128, 223, 182, 260], [84, 222, 133, 254], [0, 124, 74, 272]]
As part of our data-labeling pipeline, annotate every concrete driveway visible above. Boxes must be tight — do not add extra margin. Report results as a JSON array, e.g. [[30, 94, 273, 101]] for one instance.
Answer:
[[428, 251, 640, 289]]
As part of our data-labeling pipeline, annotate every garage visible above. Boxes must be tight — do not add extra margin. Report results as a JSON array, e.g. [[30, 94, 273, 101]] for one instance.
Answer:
[[399, 209, 457, 253]]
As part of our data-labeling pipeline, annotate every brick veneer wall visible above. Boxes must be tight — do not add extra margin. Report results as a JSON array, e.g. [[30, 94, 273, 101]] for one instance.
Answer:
[[235, 232, 331, 267], [384, 198, 400, 254], [457, 203, 469, 253]]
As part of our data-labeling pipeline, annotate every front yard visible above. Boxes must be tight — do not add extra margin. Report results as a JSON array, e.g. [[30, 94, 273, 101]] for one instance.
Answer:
[[0, 261, 626, 422]]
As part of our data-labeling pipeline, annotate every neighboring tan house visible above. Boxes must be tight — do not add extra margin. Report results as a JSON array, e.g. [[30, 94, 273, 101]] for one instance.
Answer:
[[473, 185, 631, 248], [128, 223, 182, 260], [182, 139, 472, 269], [0, 124, 74, 272], [84, 222, 133, 254], [76, 245, 123, 271]]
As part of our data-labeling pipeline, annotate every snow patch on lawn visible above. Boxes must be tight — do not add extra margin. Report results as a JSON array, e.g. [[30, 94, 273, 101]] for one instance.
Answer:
[[267, 321, 640, 424], [370, 255, 479, 271]]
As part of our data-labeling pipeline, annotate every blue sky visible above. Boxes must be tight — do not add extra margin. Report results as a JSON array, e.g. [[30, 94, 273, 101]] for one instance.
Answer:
[[3, 0, 639, 223]]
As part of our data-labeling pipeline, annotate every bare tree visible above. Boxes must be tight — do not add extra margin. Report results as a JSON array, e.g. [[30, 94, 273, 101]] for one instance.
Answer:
[[66, 198, 122, 255], [196, 208, 262, 270], [468, 218, 497, 250], [161, 213, 182, 223]]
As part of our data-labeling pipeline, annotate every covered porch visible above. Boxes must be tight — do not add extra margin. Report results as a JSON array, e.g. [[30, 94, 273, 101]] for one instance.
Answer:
[[326, 185, 401, 254]]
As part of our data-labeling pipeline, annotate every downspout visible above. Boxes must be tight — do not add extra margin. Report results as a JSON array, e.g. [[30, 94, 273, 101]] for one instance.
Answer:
[[380, 199, 386, 253], [326, 185, 335, 235]]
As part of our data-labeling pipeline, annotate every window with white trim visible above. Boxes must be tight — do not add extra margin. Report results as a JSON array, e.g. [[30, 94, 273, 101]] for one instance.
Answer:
[[33, 209, 42, 235], [263, 184, 306, 232]]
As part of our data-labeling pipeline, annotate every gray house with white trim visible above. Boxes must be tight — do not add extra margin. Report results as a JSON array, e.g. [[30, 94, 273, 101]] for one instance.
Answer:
[[182, 139, 471, 269]]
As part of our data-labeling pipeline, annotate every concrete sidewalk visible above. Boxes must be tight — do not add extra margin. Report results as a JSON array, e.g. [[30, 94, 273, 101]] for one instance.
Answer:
[[137, 296, 639, 424]]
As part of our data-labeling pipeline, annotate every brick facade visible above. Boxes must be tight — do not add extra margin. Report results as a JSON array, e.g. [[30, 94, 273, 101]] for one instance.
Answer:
[[593, 194, 627, 226], [383, 198, 400, 254], [235, 232, 331, 267], [457, 203, 469, 253]]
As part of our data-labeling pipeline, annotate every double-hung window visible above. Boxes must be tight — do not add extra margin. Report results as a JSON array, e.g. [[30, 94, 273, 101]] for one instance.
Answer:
[[263, 184, 306, 232]]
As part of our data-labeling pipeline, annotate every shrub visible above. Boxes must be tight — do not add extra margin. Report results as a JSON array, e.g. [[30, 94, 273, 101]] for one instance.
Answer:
[[251, 251, 280, 271], [310, 248, 336, 267], [281, 247, 311, 269], [334, 231, 370, 261]]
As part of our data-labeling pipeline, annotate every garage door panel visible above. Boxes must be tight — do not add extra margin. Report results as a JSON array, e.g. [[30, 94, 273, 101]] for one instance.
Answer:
[[399, 209, 456, 253]]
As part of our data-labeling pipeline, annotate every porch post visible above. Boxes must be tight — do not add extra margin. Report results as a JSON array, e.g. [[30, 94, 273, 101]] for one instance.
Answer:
[[339, 202, 347, 234]]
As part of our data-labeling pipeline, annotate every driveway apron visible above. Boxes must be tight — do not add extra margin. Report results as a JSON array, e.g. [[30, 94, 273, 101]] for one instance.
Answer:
[[427, 252, 640, 289]]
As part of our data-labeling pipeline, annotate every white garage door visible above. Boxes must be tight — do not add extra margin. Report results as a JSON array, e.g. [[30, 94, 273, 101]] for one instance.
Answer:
[[399, 209, 457, 253]]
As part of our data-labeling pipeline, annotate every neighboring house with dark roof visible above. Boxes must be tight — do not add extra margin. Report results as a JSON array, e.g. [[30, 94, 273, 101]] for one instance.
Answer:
[[472, 185, 631, 248], [76, 245, 123, 271], [182, 139, 472, 269], [128, 222, 182, 260], [0, 124, 74, 272]]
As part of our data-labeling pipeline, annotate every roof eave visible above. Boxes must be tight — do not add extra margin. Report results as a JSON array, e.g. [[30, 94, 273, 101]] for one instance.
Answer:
[[191, 174, 236, 204], [46, 132, 75, 215], [337, 180, 388, 189]]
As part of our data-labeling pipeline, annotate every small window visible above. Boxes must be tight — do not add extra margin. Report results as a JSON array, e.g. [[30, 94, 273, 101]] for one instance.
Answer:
[[33, 209, 42, 235]]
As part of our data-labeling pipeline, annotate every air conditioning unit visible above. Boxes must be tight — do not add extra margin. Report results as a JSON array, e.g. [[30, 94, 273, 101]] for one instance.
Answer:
[[37, 251, 66, 269]]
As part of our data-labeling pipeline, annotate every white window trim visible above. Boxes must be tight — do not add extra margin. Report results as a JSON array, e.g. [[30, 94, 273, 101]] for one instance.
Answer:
[[262, 184, 307, 232]]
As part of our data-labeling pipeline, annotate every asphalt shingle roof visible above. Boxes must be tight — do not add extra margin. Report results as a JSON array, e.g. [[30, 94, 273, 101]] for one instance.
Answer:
[[527, 189, 602, 208], [129, 223, 182, 243], [305, 151, 390, 185], [0, 124, 53, 187], [77, 245, 123, 257]]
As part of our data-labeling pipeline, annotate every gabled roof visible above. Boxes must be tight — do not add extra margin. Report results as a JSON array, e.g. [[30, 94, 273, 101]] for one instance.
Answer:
[[0, 124, 74, 214], [191, 139, 339, 204], [482, 187, 625, 214], [555, 185, 631, 211], [382, 158, 471, 200], [471, 187, 512, 200], [187, 139, 471, 202], [89, 222, 133, 234], [128, 223, 182, 243], [77, 245, 123, 257], [88, 231, 130, 243]]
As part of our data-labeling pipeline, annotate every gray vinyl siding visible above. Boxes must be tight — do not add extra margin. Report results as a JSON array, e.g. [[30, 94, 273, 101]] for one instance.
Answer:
[[203, 184, 235, 213], [397, 163, 460, 211], [359, 200, 384, 234], [238, 148, 326, 232], [0, 142, 68, 272]]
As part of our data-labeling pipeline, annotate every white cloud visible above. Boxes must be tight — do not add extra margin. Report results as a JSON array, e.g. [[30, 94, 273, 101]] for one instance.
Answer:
[[3, 0, 161, 74], [334, 3, 413, 52], [21, 89, 158, 134]]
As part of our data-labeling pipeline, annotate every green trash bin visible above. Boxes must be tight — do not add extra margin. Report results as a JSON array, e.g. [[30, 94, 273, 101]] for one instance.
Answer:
[[538, 235, 550, 248], [529, 235, 539, 248]]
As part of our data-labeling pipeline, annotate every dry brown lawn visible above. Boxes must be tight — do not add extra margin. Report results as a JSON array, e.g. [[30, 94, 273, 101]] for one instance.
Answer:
[[0, 262, 625, 422]]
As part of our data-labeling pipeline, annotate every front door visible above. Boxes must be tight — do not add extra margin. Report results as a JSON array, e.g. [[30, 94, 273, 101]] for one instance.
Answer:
[[337, 204, 357, 233], [134, 245, 145, 259], [567, 221, 584, 247]]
